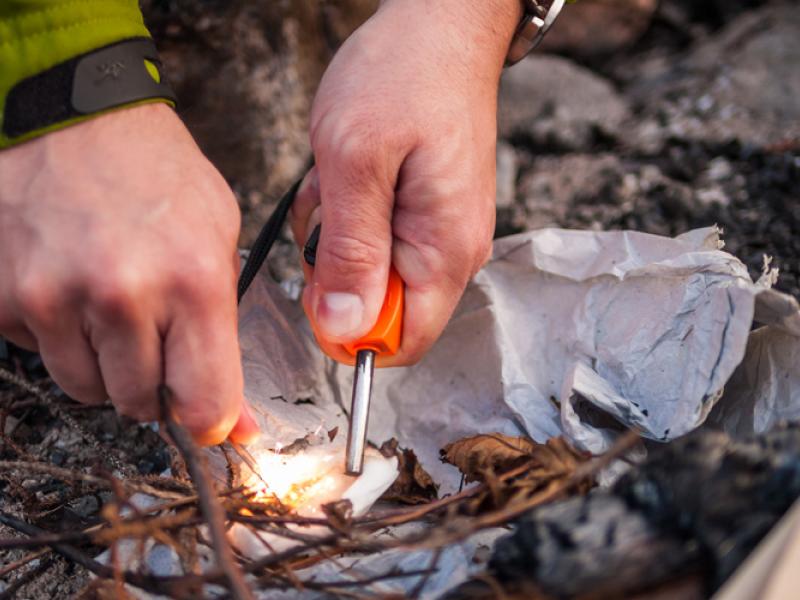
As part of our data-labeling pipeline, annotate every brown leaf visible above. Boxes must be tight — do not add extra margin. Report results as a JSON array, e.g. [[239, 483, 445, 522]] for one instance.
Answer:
[[322, 498, 353, 533], [440, 434, 537, 483], [379, 438, 438, 505], [440, 434, 590, 486]]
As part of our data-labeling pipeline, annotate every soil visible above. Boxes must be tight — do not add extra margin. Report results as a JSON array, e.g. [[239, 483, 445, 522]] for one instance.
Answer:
[[2, 0, 799, 597]]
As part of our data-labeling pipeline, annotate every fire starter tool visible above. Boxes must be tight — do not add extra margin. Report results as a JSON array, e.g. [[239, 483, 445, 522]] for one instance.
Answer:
[[304, 224, 405, 475]]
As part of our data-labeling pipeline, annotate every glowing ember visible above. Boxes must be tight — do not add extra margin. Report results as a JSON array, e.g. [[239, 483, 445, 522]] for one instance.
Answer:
[[246, 450, 339, 508]]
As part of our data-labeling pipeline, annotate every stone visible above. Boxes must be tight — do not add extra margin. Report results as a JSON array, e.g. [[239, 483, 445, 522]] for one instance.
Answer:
[[498, 55, 630, 151], [539, 0, 658, 58], [519, 154, 626, 229], [627, 4, 800, 151]]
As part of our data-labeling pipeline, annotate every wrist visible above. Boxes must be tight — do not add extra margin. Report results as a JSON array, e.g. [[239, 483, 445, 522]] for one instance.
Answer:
[[0, 1, 169, 150], [377, 0, 522, 77]]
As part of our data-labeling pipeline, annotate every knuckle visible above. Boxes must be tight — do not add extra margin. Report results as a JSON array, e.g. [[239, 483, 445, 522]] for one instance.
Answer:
[[88, 269, 144, 321], [336, 137, 378, 178], [14, 275, 58, 321], [172, 254, 234, 304], [322, 232, 384, 275], [312, 115, 383, 180]]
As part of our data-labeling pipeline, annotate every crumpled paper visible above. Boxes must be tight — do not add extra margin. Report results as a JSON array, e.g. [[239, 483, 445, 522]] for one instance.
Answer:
[[126, 226, 800, 599], [240, 226, 800, 494]]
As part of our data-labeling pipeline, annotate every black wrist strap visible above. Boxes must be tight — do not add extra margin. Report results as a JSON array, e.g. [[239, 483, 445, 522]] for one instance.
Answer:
[[3, 38, 177, 139]]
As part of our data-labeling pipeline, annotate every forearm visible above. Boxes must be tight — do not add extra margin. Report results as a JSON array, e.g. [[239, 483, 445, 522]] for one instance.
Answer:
[[0, 0, 152, 148], [375, 0, 522, 81]]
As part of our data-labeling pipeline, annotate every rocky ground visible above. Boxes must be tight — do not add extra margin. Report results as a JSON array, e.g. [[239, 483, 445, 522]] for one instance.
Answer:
[[1, 0, 799, 597], [496, 0, 800, 296], [142, 0, 800, 296]]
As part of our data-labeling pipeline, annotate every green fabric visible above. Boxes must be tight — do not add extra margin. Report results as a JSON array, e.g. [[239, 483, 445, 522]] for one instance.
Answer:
[[0, 0, 161, 149]]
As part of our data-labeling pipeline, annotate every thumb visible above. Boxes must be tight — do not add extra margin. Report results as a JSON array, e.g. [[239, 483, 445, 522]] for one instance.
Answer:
[[306, 152, 397, 343]]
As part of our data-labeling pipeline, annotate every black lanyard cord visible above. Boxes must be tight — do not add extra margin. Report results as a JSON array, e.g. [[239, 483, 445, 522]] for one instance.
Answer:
[[236, 176, 303, 304]]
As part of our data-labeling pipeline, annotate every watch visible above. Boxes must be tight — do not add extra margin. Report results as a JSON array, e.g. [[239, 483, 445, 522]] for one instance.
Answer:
[[506, 0, 566, 66]]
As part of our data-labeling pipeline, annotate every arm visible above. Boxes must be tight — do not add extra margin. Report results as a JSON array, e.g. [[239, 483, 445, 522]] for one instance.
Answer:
[[0, 2, 258, 444]]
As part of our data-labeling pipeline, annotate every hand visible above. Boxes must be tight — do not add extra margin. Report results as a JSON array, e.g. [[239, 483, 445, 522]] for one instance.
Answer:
[[0, 104, 258, 445], [290, 0, 521, 365]]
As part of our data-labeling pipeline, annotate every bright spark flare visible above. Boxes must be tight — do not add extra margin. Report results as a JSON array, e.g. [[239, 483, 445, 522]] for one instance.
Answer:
[[246, 450, 338, 509]]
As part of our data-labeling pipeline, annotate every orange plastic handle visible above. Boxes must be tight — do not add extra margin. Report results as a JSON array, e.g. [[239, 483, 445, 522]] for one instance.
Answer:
[[311, 267, 404, 361], [342, 267, 404, 357]]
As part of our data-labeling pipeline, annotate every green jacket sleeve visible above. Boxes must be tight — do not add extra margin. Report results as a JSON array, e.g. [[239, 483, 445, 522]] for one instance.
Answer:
[[0, 0, 154, 149]]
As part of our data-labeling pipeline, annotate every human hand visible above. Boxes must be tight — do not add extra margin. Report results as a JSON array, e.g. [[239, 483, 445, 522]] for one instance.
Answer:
[[290, 0, 521, 365], [0, 104, 258, 445]]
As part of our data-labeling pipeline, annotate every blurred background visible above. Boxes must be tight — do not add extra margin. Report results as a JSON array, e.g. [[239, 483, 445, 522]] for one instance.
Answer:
[[141, 0, 800, 296]]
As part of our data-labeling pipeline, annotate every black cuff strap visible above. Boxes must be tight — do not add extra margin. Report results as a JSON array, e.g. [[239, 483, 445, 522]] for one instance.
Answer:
[[3, 38, 177, 139]]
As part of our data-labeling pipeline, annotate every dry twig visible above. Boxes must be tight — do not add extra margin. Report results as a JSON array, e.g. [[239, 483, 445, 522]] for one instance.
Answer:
[[159, 385, 255, 600]]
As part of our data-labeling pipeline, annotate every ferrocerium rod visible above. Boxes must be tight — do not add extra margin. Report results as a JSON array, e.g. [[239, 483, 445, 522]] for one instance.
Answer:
[[345, 349, 376, 475]]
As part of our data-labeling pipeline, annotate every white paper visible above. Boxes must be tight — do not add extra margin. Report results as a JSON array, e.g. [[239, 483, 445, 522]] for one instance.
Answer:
[[240, 226, 797, 493], [121, 226, 800, 598]]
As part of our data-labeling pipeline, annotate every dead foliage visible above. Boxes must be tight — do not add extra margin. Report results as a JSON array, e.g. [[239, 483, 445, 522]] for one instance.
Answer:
[[441, 433, 591, 484], [440, 434, 593, 513], [379, 438, 439, 505]]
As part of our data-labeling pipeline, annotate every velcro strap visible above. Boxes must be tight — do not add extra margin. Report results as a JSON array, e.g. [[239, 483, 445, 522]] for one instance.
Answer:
[[3, 38, 176, 139]]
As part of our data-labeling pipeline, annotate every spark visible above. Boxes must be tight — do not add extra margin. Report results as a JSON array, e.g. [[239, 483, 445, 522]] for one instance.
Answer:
[[246, 449, 338, 509]]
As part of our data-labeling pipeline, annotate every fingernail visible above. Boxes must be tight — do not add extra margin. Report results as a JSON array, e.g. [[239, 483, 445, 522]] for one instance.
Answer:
[[315, 291, 365, 339]]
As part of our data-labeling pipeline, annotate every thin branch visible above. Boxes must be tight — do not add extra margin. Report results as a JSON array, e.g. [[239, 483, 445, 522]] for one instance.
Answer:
[[159, 385, 255, 600], [0, 547, 50, 578]]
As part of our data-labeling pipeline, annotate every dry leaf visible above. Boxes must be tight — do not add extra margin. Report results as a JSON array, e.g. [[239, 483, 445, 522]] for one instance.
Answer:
[[440, 434, 537, 483], [440, 434, 590, 486], [379, 439, 438, 505]]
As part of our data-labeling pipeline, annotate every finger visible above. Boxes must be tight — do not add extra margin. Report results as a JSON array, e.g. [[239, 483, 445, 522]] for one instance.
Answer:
[[289, 167, 320, 248], [307, 136, 401, 343], [377, 151, 496, 367], [13, 278, 108, 402], [90, 312, 163, 423], [0, 323, 39, 352], [0, 292, 38, 351], [35, 324, 107, 404], [163, 276, 247, 446]]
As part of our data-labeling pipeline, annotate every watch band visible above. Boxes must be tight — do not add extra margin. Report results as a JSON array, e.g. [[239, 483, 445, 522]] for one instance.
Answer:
[[506, 0, 566, 66], [2, 38, 175, 144]]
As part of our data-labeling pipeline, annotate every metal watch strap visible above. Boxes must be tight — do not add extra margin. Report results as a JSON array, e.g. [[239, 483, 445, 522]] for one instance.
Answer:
[[506, 0, 566, 66], [3, 38, 176, 139]]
